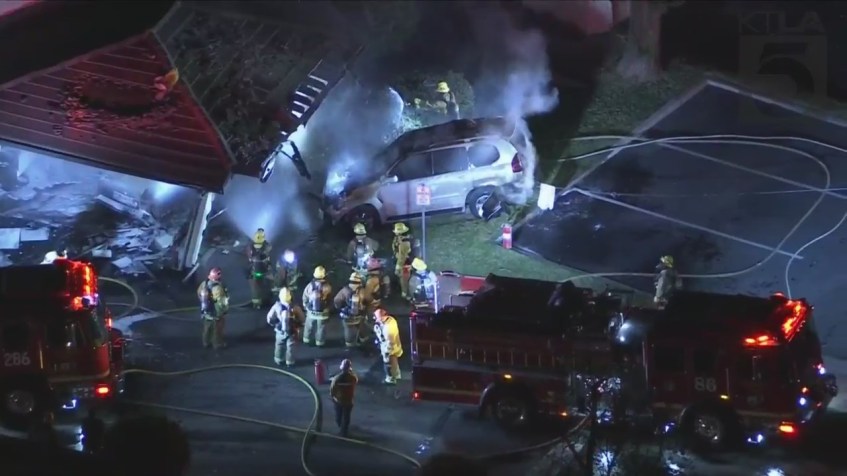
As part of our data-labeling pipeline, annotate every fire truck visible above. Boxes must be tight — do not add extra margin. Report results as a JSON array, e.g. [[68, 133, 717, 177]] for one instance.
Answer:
[[410, 272, 838, 448], [0, 259, 126, 429]]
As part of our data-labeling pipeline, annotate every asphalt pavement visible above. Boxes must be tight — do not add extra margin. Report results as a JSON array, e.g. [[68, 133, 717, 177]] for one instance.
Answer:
[[513, 81, 847, 359], [84, 247, 557, 476]]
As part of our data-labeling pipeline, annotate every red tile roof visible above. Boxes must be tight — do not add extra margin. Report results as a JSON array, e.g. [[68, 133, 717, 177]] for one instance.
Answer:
[[0, 32, 233, 192]]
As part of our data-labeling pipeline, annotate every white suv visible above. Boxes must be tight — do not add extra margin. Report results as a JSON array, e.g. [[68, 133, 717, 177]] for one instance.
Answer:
[[323, 117, 528, 228]]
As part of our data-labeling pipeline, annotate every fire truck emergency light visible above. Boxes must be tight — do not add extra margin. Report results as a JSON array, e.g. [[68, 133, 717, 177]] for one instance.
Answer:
[[57, 259, 98, 311], [743, 300, 809, 347]]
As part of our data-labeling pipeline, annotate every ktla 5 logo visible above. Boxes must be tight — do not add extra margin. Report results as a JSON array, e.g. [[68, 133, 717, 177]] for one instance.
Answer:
[[738, 11, 827, 120]]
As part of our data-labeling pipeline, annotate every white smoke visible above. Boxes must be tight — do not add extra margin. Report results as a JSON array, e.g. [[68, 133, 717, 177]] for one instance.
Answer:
[[221, 126, 322, 241], [465, 3, 559, 203]]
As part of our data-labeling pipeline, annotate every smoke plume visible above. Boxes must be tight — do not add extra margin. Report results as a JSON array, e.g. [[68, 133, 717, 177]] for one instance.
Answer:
[[465, 2, 559, 202], [220, 126, 322, 244]]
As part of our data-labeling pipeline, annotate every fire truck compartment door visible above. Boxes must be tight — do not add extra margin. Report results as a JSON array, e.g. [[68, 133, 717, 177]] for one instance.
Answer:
[[648, 343, 690, 407], [0, 320, 42, 372]]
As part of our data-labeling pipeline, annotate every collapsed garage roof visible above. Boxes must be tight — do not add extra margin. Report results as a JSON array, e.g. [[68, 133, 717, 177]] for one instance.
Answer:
[[0, 1, 362, 193]]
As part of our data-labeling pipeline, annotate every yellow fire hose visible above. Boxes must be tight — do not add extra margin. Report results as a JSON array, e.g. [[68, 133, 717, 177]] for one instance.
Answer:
[[96, 277, 578, 475]]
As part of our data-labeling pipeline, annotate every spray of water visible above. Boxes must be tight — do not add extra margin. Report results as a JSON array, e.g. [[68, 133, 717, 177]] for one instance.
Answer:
[[297, 81, 406, 198], [221, 126, 322, 242]]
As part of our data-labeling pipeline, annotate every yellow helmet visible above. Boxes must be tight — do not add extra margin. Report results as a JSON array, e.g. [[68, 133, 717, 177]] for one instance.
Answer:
[[411, 257, 427, 272], [353, 222, 367, 236], [393, 222, 409, 235], [348, 272, 362, 284], [253, 228, 266, 244], [660, 255, 674, 267], [278, 287, 293, 304], [313, 266, 327, 280], [436, 81, 450, 93]]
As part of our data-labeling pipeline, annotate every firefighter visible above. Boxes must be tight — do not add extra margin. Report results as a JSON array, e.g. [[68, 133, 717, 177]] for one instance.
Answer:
[[654, 255, 681, 308], [364, 257, 387, 313], [414, 81, 460, 120], [330, 359, 358, 437], [347, 223, 379, 274], [373, 308, 403, 384], [391, 222, 414, 298], [198, 267, 230, 349], [334, 272, 371, 349], [81, 408, 106, 454], [408, 257, 437, 307], [302, 266, 333, 347], [267, 287, 303, 367], [272, 249, 302, 295], [246, 228, 273, 309]]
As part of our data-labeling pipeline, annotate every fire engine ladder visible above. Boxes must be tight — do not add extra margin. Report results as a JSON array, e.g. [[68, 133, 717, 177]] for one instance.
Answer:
[[415, 340, 560, 370]]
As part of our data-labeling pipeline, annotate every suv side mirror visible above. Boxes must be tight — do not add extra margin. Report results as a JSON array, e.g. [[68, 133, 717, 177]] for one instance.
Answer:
[[383, 175, 399, 184]]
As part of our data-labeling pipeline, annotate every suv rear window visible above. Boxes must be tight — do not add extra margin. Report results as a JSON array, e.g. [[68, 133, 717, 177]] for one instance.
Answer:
[[468, 144, 500, 167]]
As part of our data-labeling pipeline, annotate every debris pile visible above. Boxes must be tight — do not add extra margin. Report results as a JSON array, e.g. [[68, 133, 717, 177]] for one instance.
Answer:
[[0, 159, 195, 274]]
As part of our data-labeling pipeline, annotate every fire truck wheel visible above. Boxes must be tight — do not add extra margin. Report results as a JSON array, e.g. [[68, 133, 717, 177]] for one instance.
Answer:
[[681, 407, 738, 451], [490, 392, 534, 429], [0, 376, 53, 431]]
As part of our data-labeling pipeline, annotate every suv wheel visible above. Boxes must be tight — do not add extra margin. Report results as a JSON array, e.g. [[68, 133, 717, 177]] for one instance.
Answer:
[[466, 187, 496, 219], [345, 205, 380, 231]]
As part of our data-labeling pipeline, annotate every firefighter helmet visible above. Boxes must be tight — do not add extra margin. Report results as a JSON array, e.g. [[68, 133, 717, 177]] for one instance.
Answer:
[[411, 257, 427, 272], [313, 266, 327, 280], [367, 257, 381, 271], [340, 359, 353, 371], [349, 272, 362, 284], [660, 255, 674, 267], [281, 249, 296, 264], [393, 222, 409, 235], [253, 228, 266, 244], [208, 267, 223, 281], [374, 307, 388, 321], [278, 287, 293, 304], [436, 81, 450, 93], [353, 222, 367, 236]]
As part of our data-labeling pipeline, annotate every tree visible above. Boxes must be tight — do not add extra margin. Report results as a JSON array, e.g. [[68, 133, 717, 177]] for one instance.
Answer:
[[615, 1, 684, 82]]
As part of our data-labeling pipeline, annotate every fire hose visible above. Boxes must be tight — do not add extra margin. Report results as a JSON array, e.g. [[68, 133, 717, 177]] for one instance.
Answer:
[[94, 277, 577, 474], [552, 134, 847, 302]]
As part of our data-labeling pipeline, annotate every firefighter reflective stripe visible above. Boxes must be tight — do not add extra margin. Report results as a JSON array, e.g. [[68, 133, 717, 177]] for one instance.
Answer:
[[349, 291, 362, 315]]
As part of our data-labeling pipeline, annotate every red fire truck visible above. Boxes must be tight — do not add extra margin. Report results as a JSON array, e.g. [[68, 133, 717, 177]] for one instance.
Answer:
[[0, 259, 126, 429], [410, 273, 838, 448]]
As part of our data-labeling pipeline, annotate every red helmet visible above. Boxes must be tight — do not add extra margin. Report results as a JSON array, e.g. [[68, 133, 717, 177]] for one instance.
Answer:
[[208, 267, 223, 280], [367, 257, 381, 271]]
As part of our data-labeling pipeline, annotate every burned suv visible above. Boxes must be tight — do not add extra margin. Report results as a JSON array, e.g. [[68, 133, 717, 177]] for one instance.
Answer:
[[323, 117, 530, 228]]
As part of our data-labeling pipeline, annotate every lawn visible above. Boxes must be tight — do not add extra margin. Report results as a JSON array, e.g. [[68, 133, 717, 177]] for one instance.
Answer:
[[413, 65, 705, 285]]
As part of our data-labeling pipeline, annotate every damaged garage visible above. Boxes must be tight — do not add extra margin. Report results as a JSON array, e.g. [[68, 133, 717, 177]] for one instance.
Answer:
[[0, 1, 361, 273]]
